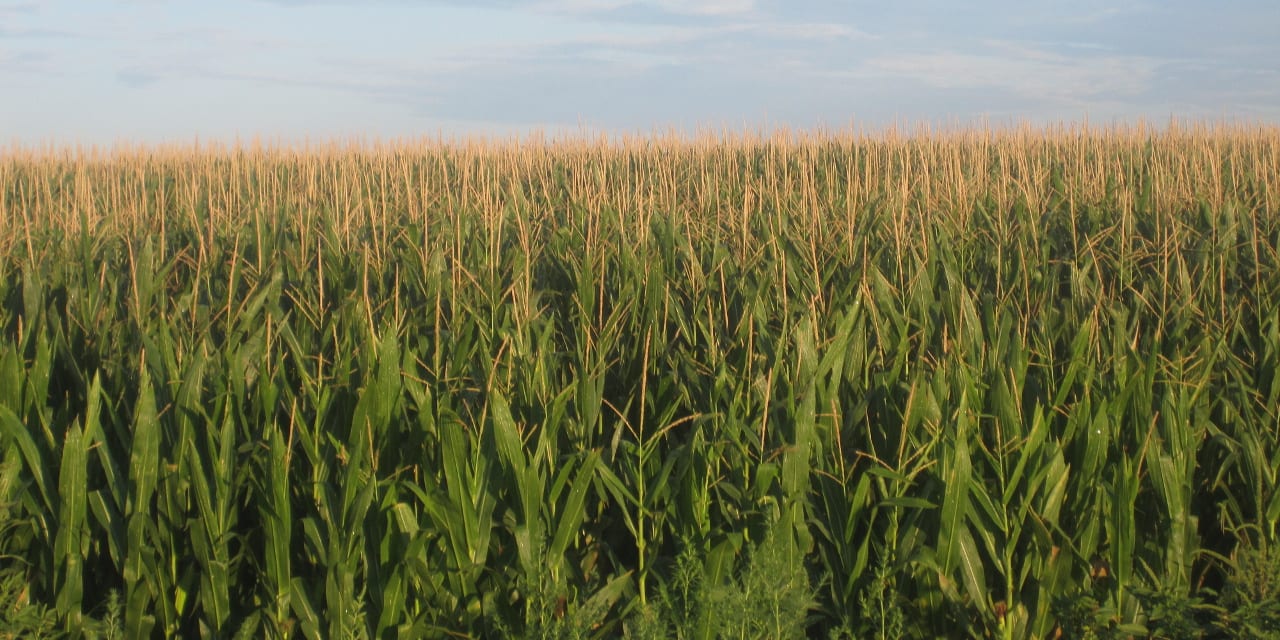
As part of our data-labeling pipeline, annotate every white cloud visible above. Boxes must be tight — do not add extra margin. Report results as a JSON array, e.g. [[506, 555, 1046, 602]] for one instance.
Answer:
[[579, 47, 683, 70], [734, 21, 871, 41], [655, 0, 753, 16], [538, 0, 754, 17], [0, 2, 38, 18], [857, 42, 1162, 105]]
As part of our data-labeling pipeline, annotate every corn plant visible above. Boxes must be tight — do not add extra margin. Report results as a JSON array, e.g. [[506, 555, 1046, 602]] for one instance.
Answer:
[[0, 122, 1277, 637]]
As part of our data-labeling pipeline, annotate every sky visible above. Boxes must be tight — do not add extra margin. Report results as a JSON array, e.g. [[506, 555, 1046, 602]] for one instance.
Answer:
[[2, 0, 1278, 146]]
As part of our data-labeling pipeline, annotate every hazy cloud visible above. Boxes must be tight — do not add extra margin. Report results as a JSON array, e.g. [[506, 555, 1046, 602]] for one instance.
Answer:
[[116, 68, 159, 88], [859, 41, 1163, 104], [541, 0, 755, 16], [2, 0, 1275, 145], [0, 2, 39, 17]]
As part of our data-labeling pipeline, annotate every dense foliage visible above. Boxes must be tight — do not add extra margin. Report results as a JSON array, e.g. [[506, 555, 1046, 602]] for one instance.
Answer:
[[1, 124, 1278, 638]]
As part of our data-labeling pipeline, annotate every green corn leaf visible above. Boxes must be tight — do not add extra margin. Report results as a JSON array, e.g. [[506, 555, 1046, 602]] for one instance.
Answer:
[[938, 394, 973, 577], [955, 524, 987, 611], [0, 343, 19, 411], [290, 576, 323, 640], [549, 451, 599, 560], [1005, 406, 1050, 508], [124, 364, 161, 638], [488, 389, 526, 475], [260, 425, 294, 634], [0, 404, 54, 515], [54, 421, 88, 629], [880, 496, 936, 510]]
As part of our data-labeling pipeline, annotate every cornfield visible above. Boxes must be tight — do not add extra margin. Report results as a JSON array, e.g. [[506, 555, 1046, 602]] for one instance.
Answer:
[[1, 122, 1278, 638]]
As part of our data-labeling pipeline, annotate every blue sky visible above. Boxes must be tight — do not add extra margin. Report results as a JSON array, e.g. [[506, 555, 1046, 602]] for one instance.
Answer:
[[2, 0, 1278, 145]]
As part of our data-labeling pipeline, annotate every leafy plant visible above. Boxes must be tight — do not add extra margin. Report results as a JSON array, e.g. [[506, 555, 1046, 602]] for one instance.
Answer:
[[0, 123, 1277, 637]]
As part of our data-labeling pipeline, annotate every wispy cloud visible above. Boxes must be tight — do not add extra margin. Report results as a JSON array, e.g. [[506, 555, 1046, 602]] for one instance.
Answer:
[[0, 25, 81, 38], [84, 0, 867, 131], [0, 2, 38, 17], [540, 0, 755, 17], [4, 0, 1276, 145], [116, 69, 160, 88], [735, 21, 870, 41], [855, 41, 1163, 106], [254, 0, 754, 15]]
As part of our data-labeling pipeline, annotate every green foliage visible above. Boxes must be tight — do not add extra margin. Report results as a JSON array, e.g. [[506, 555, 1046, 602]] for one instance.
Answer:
[[0, 125, 1278, 636], [854, 551, 905, 640], [710, 532, 815, 639], [626, 532, 815, 640], [1131, 585, 1217, 639], [1219, 542, 1280, 639], [1050, 591, 1133, 640], [0, 566, 57, 639]]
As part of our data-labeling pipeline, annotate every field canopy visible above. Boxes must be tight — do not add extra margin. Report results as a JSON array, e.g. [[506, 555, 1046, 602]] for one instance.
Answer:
[[1, 122, 1278, 638]]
